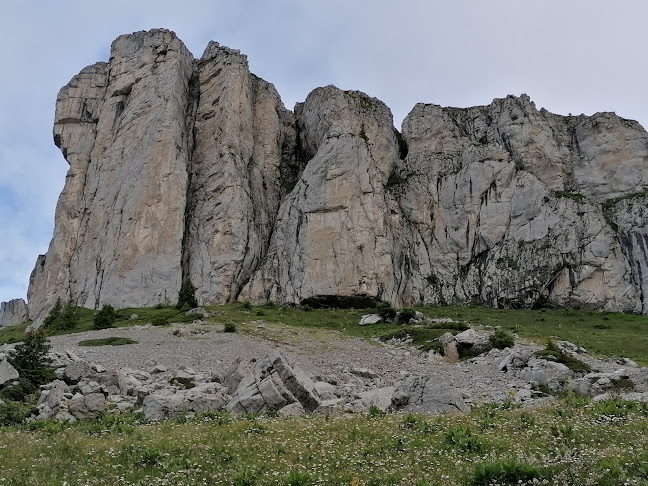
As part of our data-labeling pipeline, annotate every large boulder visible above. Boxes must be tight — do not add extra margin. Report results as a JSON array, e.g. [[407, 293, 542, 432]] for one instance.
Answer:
[[227, 351, 321, 414], [141, 382, 228, 421], [391, 377, 469, 413], [517, 358, 574, 390], [68, 393, 106, 420], [0, 359, 19, 386]]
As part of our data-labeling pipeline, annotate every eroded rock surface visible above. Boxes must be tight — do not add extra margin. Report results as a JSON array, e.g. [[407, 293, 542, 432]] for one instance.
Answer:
[[21, 29, 648, 321], [0, 299, 28, 328]]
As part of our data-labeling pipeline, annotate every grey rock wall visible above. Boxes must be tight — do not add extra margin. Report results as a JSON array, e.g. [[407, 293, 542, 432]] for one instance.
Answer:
[[0, 299, 28, 328], [16, 29, 648, 323]]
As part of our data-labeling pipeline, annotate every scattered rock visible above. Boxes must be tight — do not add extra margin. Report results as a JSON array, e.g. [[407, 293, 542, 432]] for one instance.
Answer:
[[359, 314, 383, 326], [350, 367, 380, 379]]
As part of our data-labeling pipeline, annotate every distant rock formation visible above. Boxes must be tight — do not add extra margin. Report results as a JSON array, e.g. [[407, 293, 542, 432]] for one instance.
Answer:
[[11, 28, 648, 324], [0, 299, 28, 328]]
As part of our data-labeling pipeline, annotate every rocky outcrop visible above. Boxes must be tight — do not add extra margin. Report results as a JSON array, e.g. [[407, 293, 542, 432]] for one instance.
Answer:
[[20, 29, 648, 321], [227, 351, 321, 414], [0, 299, 28, 328]]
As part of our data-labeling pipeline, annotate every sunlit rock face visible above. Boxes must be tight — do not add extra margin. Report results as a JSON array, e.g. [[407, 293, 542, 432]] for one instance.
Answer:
[[23, 29, 648, 324]]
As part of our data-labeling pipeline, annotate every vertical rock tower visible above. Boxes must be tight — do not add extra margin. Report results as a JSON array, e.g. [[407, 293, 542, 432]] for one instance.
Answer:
[[13, 29, 648, 326]]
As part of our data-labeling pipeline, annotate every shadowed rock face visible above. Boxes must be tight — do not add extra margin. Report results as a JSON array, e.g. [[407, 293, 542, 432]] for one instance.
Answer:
[[20, 29, 648, 323]]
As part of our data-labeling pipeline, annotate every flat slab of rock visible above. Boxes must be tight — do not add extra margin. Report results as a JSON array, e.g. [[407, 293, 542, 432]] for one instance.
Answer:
[[359, 314, 383, 325]]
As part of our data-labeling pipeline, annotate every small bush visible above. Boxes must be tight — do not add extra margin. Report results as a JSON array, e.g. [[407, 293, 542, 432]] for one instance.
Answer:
[[367, 405, 386, 418], [376, 301, 396, 321], [0, 400, 37, 426], [283, 471, 314, 486], [534, 341, 591, 373], [151, 317, 169, 327], [444, 425, 485, 454], [468, 459, 547, 485], [78, 337, 138, 346], [489, 329, 514, 349], [176, 278, 198, 309], [224, 322, 237, 333], [396, 308, 417, 324], [93, 304, 118, 330], [43, 298, 80, 333], [1, 330, 55, 402]]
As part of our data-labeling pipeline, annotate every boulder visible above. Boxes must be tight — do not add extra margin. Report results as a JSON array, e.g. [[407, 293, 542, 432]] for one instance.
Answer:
[[357, 386, 395, 411], [517, 358, 574, 390], [227, 352, 321, 414], [0, 359, 19, 386], [141, 383, 228, 420], [68, 393, 106, 420], [224, 357, 253, 394], [359, 314, 383, 325], [62, 360, 93, 384], [391, 377, 469, 413], [454, 329, 492, 353], [186, 307, 210, 318], [439, 332, 459, 363]]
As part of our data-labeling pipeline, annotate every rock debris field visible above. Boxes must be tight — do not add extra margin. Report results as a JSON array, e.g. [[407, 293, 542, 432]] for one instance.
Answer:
[[7, 317, 639, 423]]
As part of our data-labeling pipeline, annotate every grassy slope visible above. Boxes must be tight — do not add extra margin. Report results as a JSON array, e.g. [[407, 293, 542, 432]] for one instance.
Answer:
[[1, 399, 647, 485], [2, 303, 648, 484], [2, 303, 648, 364]]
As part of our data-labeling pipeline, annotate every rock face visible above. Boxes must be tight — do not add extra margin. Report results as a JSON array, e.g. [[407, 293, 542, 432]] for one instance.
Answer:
[[20, 29, 648, 321], [0, 299, 28, 328]]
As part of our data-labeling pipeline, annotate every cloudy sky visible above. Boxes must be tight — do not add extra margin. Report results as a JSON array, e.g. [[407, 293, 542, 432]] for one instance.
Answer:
[[1, 0, 646, 304]]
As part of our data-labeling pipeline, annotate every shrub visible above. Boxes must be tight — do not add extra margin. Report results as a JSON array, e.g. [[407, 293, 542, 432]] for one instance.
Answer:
[[151, 317, 169, 327], [43, 298, 79, 333], [396, 308, 417, 324], [0, 400, 37, 426], [283, 471, 314, 486], [1, 330, 55, 402], [444, 425, 485, 454], [489, 329, 514, 349], [376, 301, 396, 321], [176, 279, 198, 309], [468, 459, 547, 485], [224, 322, 237, 333], [367, 405, 386, 418], [93, 304, 118, 330], [534, 341, 591, 373], [78, 337, 138, 346]]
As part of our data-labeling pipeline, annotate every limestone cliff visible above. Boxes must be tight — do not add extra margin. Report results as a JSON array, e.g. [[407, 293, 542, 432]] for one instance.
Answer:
[[15, 29, 648, 324], [0, 299, 28, 328]]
